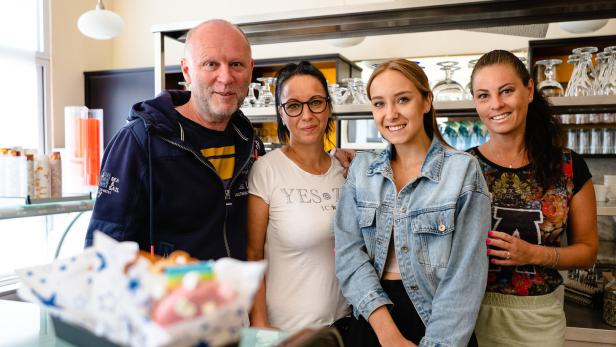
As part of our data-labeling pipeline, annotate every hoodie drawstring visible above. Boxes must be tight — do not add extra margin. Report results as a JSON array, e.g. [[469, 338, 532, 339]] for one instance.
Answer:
[[147, 129, 155, 256]]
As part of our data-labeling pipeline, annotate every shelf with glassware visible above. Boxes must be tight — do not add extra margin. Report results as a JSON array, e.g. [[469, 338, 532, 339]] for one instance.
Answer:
[[0, 194, 93, 220], [597, 200, 616, 216], [528, 36, 616, 158], [243, 95, 616, 158], [245, 54, 362, 150], [241, 95, 616, 121]]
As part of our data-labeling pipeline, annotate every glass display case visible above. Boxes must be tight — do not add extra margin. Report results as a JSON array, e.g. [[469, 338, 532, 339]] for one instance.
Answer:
[[0, 196, 93, 294]]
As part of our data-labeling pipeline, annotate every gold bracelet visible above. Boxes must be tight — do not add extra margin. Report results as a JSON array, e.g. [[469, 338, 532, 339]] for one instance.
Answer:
[[551, 247, 560, 268]]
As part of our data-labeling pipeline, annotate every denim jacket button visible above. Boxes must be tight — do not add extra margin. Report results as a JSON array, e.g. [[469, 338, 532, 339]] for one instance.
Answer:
[[400, 207, 406, 213], [438, 223, 446, 232], [401, 246, 409, 253], [410, 285, 419, 291]]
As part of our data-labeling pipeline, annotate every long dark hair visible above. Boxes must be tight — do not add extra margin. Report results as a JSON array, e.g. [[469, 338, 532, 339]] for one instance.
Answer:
[[366, 58, 447, 145], [274, 61, 335, 144], [470, 50, 565, 189]]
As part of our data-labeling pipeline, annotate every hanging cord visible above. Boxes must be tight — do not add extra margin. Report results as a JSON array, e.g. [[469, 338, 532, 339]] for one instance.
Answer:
[[147, 130, 155, 256]]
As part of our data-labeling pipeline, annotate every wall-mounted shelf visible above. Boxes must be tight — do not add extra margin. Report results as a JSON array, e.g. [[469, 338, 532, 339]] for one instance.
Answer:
[[240, 95, 616, 122], [597, 201, 616, 216], [0, 198, 94, 220]]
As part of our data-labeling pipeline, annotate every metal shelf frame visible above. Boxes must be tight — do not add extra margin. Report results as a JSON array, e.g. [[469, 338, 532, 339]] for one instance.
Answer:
[[0, 199, 94, 220], [151, 0, 616, 95], [597, 201, 616, 216]]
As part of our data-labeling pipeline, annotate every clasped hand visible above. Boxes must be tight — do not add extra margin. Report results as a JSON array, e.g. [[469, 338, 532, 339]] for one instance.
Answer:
[[486, 230, 536, 266]]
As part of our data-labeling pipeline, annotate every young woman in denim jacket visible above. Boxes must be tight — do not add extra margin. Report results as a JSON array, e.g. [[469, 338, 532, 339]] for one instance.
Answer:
[[468, 50, 598, 346], [335, 59, 491, 347]]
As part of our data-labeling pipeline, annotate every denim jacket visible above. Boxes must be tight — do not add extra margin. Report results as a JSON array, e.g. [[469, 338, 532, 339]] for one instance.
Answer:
[[335, 138, 490, 347]]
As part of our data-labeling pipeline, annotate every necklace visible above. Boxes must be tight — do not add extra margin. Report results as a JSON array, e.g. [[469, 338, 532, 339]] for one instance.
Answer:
[[489, 142, 526, 169], [285, 146, 329, 175]]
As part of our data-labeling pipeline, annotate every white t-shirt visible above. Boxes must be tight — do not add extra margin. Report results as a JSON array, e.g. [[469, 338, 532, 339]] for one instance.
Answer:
[[248, 148, 350, 333]]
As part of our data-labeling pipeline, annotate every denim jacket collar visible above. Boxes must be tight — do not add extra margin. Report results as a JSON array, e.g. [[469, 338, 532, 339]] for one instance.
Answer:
[[366, 137, 445, 183]]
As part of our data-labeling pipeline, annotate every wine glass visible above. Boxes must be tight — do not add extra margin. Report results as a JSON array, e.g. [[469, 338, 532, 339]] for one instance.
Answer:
[[535, 59, 564, 97], [256, 77, 276, 107], [242, 82, 260, 107], [343, 78, 369, 104], [601, 46, 616, 96], [433, 61, 465, 101], [465, 59, 478, 100], [565, 54, 580, 97], [328, 83, 349, 105], [567, 47, 598, 97]]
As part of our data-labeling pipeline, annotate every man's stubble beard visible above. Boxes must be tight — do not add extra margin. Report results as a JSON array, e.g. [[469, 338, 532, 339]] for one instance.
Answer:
[[196, 88, 248, 124]]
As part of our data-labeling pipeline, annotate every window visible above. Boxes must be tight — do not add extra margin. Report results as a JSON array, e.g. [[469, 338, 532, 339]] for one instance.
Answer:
[[0, 0, 54, 293], [0, 0, 49, 151]]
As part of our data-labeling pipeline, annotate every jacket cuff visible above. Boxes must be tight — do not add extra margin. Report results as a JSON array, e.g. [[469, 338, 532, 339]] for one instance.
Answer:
[[356, 288, 393, 320], [419, 336, 451, 347]]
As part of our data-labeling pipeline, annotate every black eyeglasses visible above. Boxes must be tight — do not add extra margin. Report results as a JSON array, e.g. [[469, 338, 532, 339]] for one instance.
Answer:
[[280, 96, 330, 117]]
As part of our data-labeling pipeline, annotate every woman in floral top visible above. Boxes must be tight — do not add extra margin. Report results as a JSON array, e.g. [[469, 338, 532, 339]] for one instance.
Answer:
[[467, 50, 598, 346]]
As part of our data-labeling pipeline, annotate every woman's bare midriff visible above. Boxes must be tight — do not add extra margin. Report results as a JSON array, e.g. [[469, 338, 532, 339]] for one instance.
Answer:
[[382, 271, 402, 280]]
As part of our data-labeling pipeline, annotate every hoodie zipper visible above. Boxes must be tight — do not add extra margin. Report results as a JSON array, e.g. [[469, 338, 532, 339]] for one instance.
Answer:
[[157, 127, 255, 258], [222, 128, 256, 257]]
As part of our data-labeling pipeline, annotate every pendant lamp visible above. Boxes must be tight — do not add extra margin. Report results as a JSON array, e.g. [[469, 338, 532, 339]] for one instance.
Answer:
[[559, 19, 608, 34], [77, 0, 124, 40]]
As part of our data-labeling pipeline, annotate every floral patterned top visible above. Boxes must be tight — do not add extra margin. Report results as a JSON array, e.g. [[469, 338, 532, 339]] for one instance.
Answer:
[[468, 147, 591, 296]]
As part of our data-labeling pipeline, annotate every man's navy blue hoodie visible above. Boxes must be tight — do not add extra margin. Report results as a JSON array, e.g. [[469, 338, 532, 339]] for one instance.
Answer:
[[85, 90, 263, 260]]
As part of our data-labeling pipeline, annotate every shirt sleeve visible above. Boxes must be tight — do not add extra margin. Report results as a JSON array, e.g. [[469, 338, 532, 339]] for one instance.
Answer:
[[571, 150, 592, 195], [247, 154, 274, 204], [420, 157, 490, 347]]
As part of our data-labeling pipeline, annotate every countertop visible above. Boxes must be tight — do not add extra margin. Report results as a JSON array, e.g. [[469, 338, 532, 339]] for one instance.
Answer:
[[565, 301, 616, 345], [598, 240, 616, 266]]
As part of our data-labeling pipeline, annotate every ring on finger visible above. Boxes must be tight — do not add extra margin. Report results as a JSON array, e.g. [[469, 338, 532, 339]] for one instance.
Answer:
[[505, 251, 511, 260]]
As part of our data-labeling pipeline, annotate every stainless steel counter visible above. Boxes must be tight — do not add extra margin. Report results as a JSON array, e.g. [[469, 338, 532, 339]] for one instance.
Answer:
[[565, 301, 616, 345]]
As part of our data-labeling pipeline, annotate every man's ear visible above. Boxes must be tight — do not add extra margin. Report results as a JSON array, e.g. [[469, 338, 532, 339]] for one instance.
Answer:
[[180, 58, 191, 85]]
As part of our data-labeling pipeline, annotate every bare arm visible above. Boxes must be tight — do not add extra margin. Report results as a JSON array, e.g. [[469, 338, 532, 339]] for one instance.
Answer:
[[367, 306, 415, 347], [489, 180, 598, 269], [246, 194, 272, 328], [558, 179, 598, 268]]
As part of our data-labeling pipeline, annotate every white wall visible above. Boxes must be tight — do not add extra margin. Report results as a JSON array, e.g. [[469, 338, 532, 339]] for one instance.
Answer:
[[50, 0, 115, 147], [49, 0, 616, 146]]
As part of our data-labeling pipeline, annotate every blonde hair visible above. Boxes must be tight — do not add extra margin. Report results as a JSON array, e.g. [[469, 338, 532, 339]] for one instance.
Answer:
[[367, 59, 444, 143]]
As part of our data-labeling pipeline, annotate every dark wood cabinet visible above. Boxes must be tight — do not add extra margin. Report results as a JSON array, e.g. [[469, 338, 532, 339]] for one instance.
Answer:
[[84, 66, 182, 147]]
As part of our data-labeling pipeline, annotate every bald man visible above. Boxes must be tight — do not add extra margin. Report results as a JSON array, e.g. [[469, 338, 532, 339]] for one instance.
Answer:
[[86, 20, 264, 260]]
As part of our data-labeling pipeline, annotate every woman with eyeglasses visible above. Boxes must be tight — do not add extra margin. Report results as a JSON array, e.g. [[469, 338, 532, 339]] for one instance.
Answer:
[[246, 61, 350, 333], [335, 59, 490, 347]]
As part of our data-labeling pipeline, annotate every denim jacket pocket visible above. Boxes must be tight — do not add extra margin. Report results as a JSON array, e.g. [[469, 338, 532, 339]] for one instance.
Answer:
[[358, 206, 377, 259], [411, 206, 455, 269]]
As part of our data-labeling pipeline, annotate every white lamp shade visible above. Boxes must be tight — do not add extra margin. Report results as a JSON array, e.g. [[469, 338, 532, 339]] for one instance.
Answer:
[[78, 9, 124, 40], [327, 36, 366, 48], [559, 19, 608, 34]]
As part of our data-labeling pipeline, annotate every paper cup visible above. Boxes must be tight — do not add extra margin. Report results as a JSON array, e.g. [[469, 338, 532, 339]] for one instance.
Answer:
[[595, 184, 608, 202]]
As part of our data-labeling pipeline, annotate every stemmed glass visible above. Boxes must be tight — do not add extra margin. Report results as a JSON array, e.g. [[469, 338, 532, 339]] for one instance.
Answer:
[[567, 47, 598, 97], [256, 77, 276, 107], [433, 61, 465, 101], [343, 78, 369, 104], [535, 59, 564, 97], [600, 46, 616, 123], [565, 54, 581, 97], [465, 59, 478, 100], [328, 83, 350, 105], [594, 51, 609, 94], [242, 82, 260, 108], [601, 46, 616, 96]]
